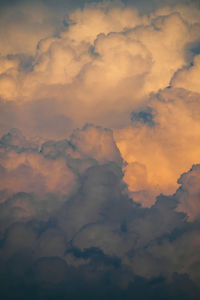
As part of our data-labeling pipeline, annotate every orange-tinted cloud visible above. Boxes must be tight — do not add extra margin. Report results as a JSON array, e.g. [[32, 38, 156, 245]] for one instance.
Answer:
[[0, 2, 200, 296], [0, 150, 75, 196], [172, 54, 200, 93], [115, 88, 200, 206], [0, 1, 200, 211], [0, 2, 63, 56]]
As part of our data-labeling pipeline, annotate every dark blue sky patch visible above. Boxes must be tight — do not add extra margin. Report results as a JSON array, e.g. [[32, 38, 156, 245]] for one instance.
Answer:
[[131, 107, 155, 127]]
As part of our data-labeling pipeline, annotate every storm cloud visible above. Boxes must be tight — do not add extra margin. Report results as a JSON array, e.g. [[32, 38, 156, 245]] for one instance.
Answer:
[[0, 0, 200, 299]]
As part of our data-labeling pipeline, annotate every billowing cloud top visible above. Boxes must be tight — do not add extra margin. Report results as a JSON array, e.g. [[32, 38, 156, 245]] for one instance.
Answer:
[[0, 0, 200, 299]]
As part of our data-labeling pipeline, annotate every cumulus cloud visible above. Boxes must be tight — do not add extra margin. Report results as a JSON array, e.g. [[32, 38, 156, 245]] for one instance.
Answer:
[[0, 1, 64, 56], [70, 124, 122, 165], [1, 1, 199, 125], [1, 0, 200, 299], [115, 87, 200, 206], [176, 164, 200, 221], [0, 127, 200, 298], [172, 54, 200, 93]]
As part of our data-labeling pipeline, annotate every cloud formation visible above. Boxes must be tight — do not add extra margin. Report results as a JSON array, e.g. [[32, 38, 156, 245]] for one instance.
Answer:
[[1, 0, 200, 299], [115, 87, 200, 205], [0, 1, 200, 201], [0, 125, 200, 297]]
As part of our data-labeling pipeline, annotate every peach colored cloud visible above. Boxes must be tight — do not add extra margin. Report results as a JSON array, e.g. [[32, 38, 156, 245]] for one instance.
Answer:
[[0, 151, 75, 197], [1, 2, 199, 107], [115, 88, 200, 206], [0, 1, 200, 214], [0, 2, 63, 56], [172, 54, 200, 93], [70, 124, 122, 165]]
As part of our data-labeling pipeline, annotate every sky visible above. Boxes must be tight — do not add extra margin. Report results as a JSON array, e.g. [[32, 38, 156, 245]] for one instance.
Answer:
[[0, 0, 200, 299]]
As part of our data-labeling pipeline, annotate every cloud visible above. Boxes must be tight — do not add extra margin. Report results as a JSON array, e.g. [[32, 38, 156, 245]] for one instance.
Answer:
[[176, 164, 200, 221], [115, 87, 200, 206], [0, 1, 64, 56], [70, 124, 122, 165], [0, 124, 123, 225], [0, 149, 75, 196], [172, 54, 200, 93], [0, 129, 200, 298], [0, 0, 200, 299], [0, 1, 199, 130], [0, 131, 200, 297]]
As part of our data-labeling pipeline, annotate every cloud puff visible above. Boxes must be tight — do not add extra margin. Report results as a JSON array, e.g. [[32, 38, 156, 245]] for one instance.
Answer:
[[70, 124, 122, 165], [172, 54, 200, 93], [0, 124, 123, 209], [176, 164, 200, 221], [0, 124, 123, 201], [115, 87, 200, 206]]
